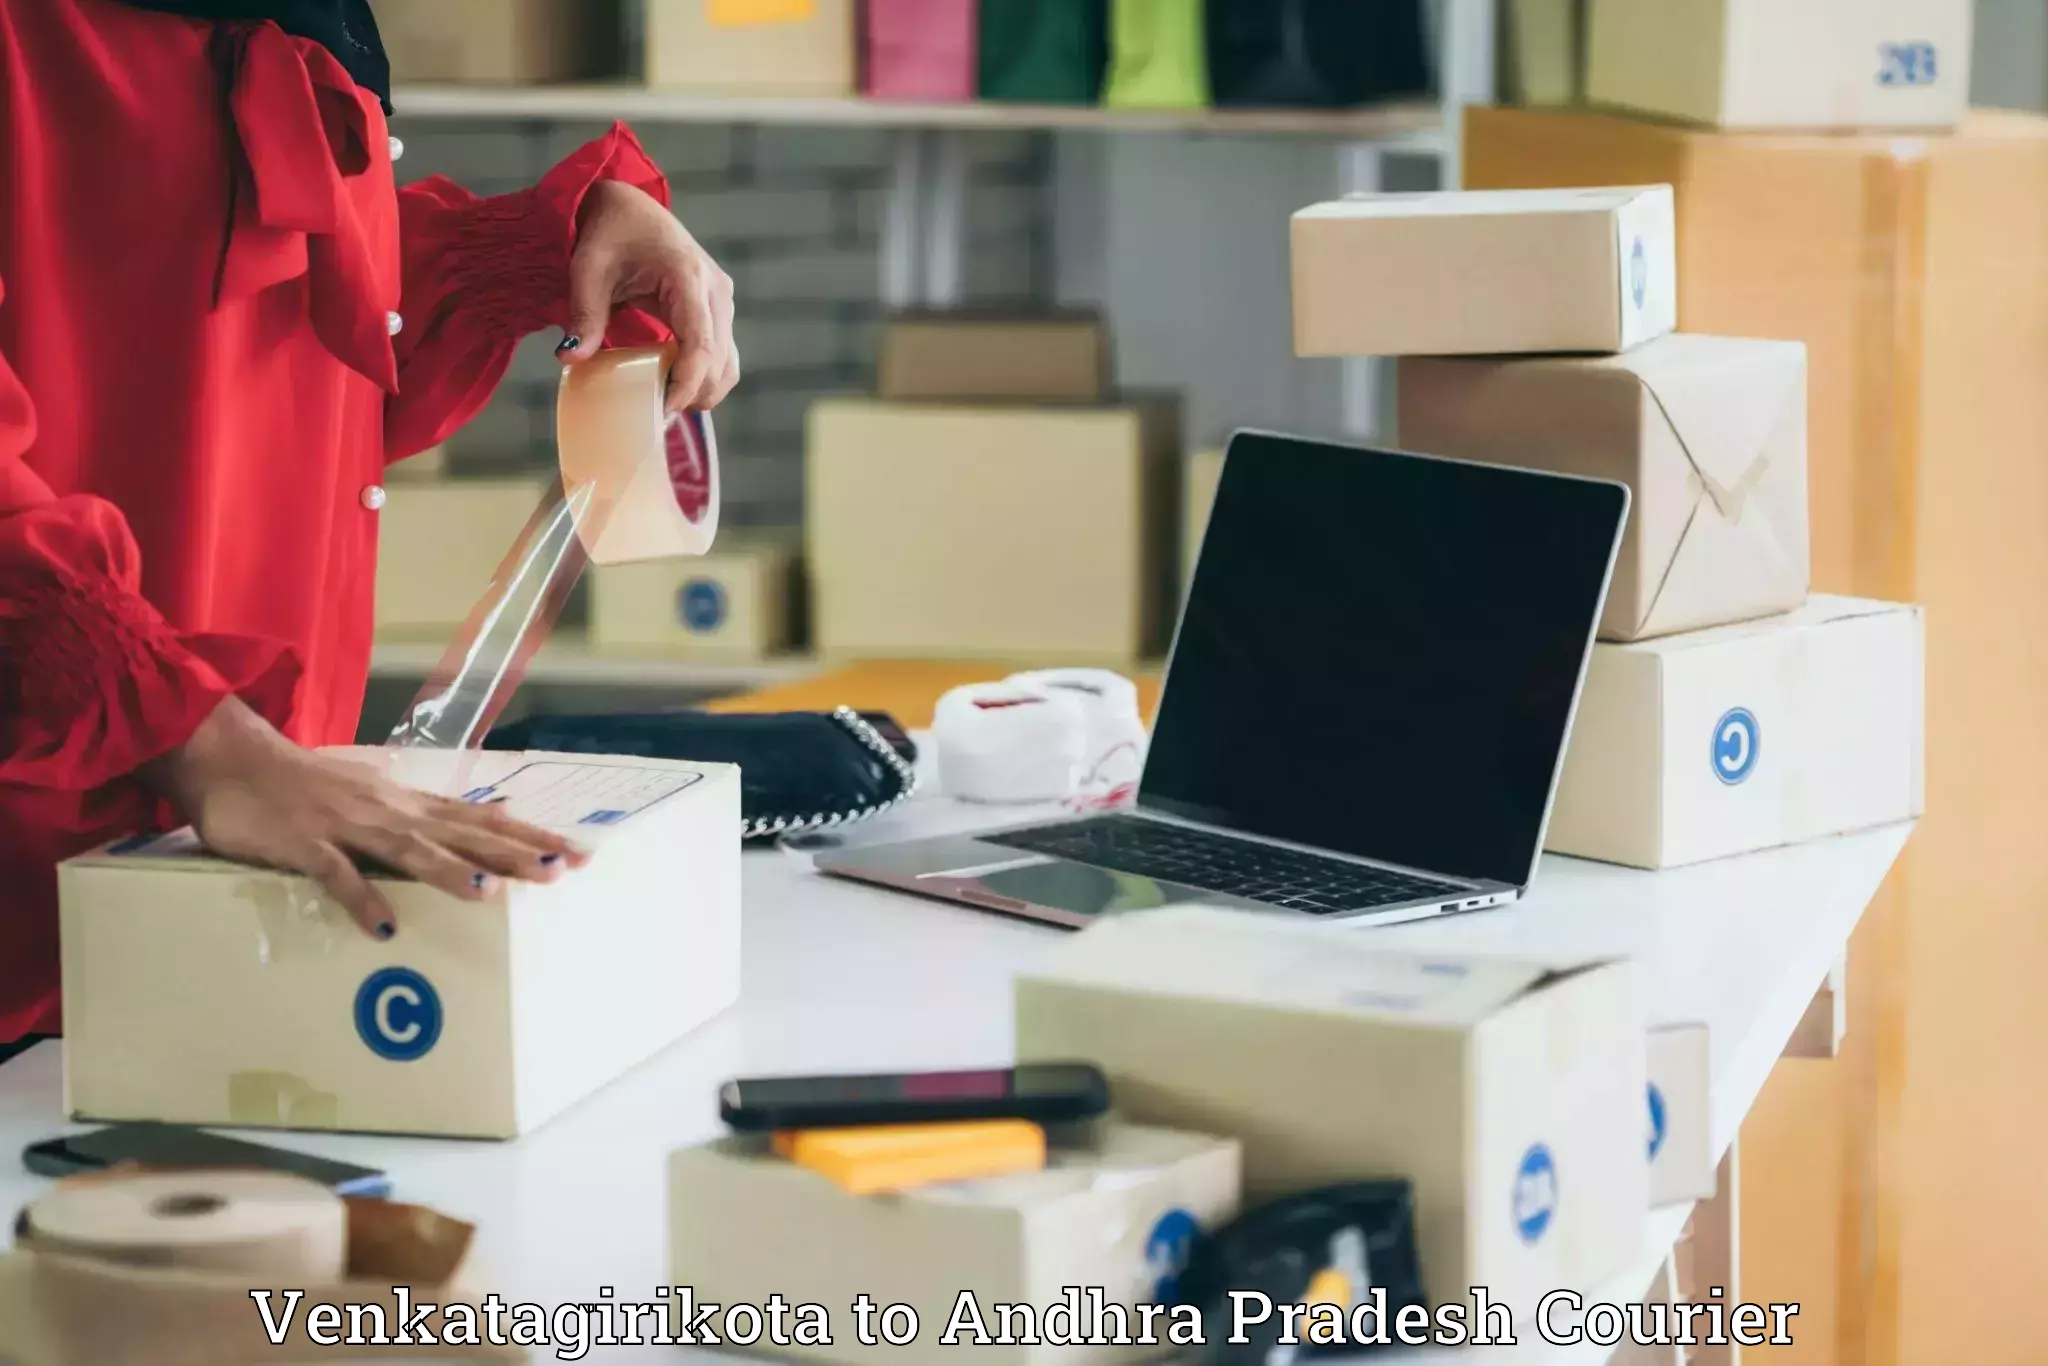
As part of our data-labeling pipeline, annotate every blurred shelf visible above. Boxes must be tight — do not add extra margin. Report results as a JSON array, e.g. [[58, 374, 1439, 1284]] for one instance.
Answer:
[[390, 84, 1448, 144], [370, 637, 820, 691]]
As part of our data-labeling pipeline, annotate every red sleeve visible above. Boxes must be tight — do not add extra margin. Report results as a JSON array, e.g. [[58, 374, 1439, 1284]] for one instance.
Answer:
[[0, 279, 299, 796], [385, 122, 674, 463]]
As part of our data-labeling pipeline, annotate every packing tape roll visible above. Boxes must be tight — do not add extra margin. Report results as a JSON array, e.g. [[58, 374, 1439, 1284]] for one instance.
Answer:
[[935, 681, 1089, 805], [1006, 669, 1148, 789], [386, 344, 721, 750], [20, 1171, 349, 1280]]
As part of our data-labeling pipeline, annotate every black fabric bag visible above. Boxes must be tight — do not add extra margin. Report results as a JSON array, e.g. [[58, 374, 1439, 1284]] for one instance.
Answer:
[[486, 708, 917, 843], [979, 0, 1108, 104], [1204, 0, 1431, 108]]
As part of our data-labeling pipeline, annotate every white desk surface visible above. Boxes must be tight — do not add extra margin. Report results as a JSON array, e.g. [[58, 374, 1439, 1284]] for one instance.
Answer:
[[0, 789, 1910, 1365]]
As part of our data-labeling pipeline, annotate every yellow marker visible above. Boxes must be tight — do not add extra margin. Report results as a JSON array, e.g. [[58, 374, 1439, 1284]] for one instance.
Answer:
[[708, 0, 815, 27], [773, 1121, 1047, 1196]]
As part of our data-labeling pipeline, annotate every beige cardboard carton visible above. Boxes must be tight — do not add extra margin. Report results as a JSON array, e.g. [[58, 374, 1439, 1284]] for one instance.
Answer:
[[1549, 596, 1924, 869], [1399, 335, 1810, 642], [374, 478, 549, 636], [880, 314, 1112, 404], [1181, 449, 1224, 591], [646, 0, 857, 95], [58, 749, 741, 1140], [669, 1122, 1240, 1366], [381, 0, 620, 84], [1587, 0, 1971, 131], [1291, 186, 1676, 357], [1014, 909, 1647, 1321], [1648, 1024, 1715, 1208], [806, 399, 1180, 663], [1503, 0, 1585, 106], [589, 535, 799, 657]]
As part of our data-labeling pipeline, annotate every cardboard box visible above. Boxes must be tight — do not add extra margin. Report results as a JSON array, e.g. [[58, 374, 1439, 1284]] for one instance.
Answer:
[[589, 535, 799, 657], [1399, 334, 1811, 642], [879, 314, 1111, 404], [379, 0, 621, 83], [1549, 597, 1924, 869], [374, 478, 547, 636], [58, 749, 741, 1140], [1647, 1024, 1715, 1208], [1181, 449, 1223, 590], [669, 1122, 1241, 1366], [1291, 187, 1677, 357], [1587, 0, 1972, 131], [806, 399, 1180, 663], [386, 443, 449, 483], [1014, 908, 1648, 1320], [1503, 0, 1586, 107], [646, 0, 857, 95]]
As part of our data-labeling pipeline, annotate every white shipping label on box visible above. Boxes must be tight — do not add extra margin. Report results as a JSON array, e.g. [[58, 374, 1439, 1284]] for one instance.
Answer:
[[59, 749, 743, 1140], [1647, 1024, 1714, 1206], [1291, 186, 1677, 357], [1014, 907, 1648, 1323], [1548, 596, 1925, 869]]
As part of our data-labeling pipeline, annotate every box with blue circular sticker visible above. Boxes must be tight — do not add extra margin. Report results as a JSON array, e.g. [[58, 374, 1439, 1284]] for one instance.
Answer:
[[57, 747, 742, 1140], [588, 536, 798, 658]]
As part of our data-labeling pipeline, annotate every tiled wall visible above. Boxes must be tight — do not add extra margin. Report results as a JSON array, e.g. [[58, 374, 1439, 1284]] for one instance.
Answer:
[[388, 119, 1058, 527]]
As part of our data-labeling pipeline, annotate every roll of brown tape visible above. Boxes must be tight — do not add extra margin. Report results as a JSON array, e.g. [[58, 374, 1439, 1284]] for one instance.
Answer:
[[556, 342, 721, 566], [20, 1171, 348, 1281]]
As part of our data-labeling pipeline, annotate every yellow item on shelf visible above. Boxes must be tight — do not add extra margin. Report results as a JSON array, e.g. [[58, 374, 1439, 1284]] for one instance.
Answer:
[[772, 1120, 1047, 1196], [710, 0, 816, 25]]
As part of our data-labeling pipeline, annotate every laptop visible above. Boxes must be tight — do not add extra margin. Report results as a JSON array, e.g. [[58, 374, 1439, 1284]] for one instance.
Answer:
[[817, 431, 1630, 929]]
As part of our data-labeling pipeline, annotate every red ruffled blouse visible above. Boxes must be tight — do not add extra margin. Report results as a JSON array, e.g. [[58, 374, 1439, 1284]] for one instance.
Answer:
[[0, 2, 671, 1041]]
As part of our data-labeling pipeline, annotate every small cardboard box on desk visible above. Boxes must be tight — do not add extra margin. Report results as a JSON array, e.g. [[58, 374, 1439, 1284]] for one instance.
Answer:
[[669, 1121, 1240, 1366], [57, 749, 741, 1140], [1550, 596, 1925, 869], [1015, 909, 1648, 1322], [589, 534, 800, 658], [1291, 186, 1676, 357], [1400, 334, 1810, 642], [374, 477, 550, 636]]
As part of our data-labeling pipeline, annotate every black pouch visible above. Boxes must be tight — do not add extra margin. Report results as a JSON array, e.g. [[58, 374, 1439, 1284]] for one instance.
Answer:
[[485, 708, 918, 843], [1204, 0, 1431, 108]]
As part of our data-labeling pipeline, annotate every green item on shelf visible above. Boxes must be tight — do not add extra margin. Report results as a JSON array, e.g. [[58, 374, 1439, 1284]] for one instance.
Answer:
[[979, 0, 1107, 104], [1102, 0, 1211, 109]]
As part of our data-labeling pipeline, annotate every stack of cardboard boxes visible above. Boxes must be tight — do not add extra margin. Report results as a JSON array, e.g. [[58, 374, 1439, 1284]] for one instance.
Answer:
[[806, 315, 1182, 666], [1288, 184, 1925, 874]]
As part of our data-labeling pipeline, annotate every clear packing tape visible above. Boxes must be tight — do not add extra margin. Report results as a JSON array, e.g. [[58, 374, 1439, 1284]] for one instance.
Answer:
[[387, 344, 720, 750]]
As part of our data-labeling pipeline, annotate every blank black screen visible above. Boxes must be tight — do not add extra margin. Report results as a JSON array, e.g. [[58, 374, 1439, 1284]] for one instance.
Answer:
[[1143, 436, 1627, 888]]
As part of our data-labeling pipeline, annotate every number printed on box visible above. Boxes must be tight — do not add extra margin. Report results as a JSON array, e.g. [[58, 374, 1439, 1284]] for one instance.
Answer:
[[1878, 41, 1940, 87]]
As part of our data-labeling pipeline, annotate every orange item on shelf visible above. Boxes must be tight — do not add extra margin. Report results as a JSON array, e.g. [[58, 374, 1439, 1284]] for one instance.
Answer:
[[772, 1121, 1047, 1196]]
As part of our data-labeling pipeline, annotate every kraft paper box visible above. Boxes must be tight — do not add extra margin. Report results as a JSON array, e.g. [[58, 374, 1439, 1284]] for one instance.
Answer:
[[1503, 0, 1585, 107], [807, 399, 1180, 663], [589, 535, 799, 657], [1014, 909, 1648, 1321], [1587, 0, 1972, 131], [879, 314, 1112, 405], [1647, 1024, 1714, 1208], [1291, 187, 1676, 358], [1399, 334, 1811, 642], [380, 0, 621, 83], [646, 0, 857, 95], [375, 478, 548, 636], [1548, 597, 1925, 869], [670, 1123, 1238, 1366], [58, 749, 741, 1140]]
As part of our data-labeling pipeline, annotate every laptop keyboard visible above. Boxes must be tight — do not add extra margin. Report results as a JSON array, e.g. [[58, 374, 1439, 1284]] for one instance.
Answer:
[[982, 815, 1469, 916]]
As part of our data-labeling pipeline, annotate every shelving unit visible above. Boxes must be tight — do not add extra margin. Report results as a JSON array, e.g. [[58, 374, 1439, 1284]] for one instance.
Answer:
[[369, 637, 818, 691]]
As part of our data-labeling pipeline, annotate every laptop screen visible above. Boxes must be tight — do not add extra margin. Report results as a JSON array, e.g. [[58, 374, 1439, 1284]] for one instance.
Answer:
[[1141, 434, 1627, 889]]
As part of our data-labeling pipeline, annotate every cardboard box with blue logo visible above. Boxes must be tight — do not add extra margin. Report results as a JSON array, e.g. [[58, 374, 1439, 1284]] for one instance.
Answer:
[[1546, 595, 1925, 869], [56, 747, 741, 1140], [667, 1121, 1240, 1366], [589, 532, 800, 658], [1013, 908, 1649, 1323]]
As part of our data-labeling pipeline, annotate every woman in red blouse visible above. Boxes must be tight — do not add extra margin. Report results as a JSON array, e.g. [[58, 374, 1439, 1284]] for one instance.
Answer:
[[0, 0, 741, 1052]]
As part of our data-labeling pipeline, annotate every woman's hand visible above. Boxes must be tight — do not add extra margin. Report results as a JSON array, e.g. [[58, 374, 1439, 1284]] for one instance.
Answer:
[[557, 179, 740, 415], [143, 698, 589, 942]]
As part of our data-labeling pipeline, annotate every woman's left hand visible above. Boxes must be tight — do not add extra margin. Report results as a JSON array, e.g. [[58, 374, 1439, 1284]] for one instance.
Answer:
[[557, 180, 740, 413]]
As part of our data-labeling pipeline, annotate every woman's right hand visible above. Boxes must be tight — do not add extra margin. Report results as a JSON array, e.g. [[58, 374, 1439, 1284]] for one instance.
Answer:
[[143, 698, 589, 941]]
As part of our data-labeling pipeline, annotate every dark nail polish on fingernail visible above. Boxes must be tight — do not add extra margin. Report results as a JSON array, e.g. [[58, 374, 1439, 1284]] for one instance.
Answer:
[[556, 334, 582, 356], [471, 872, 488, 889], [377, 923, 396, 941], [540, 853, 562, 867]]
